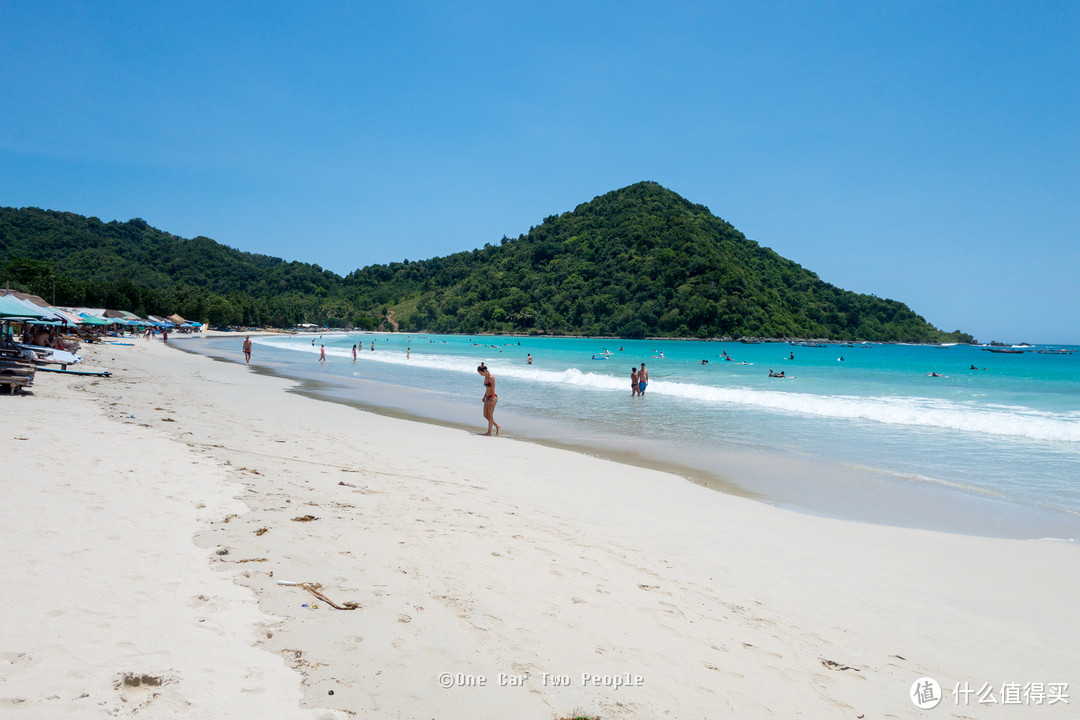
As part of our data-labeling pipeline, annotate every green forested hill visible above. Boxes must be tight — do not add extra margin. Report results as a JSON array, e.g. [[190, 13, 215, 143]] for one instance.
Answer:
[[0, 183, 973, 342], [0, 207, 342, 326], [342, 182, 970, 341]]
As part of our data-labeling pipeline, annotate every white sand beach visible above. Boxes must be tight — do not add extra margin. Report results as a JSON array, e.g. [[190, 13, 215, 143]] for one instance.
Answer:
[[3, 337, 1077, 719]]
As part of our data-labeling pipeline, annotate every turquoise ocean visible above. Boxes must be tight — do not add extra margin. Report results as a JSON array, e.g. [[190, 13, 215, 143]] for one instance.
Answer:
[[181, 333, 1080, 541]]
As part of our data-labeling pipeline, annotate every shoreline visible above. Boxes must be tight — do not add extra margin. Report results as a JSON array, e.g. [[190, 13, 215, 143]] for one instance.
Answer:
[[204, 329, 996, 346], [178, 334, 1080, 542], [5, 338, 1078, 718], [198, 343, 767, 504]]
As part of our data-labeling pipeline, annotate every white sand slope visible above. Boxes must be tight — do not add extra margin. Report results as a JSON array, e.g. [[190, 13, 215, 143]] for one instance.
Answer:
[[1, 345, 340, 719], [2, 336, 1077, 719]]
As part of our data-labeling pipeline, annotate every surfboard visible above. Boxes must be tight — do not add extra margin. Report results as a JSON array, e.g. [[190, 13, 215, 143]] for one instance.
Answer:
[[35, 366, 111, 377], [21, 345, 82, 365]]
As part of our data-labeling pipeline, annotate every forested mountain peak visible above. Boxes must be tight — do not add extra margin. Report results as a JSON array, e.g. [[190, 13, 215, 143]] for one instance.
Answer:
[[0, 186, 973, 342], [349, 182, 967, 341]]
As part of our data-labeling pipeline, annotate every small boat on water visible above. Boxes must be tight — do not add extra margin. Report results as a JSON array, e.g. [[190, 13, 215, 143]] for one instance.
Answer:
[[983, 348, 1024, 354]]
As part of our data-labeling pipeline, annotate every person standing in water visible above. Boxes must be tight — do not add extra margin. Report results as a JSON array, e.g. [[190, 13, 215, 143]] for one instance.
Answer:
[[319, 345, 326, 362], [478, 363, 500, 436], [638, 363, 649, 394], [631, 367, 639, 396], [243, 336, 252, 364]]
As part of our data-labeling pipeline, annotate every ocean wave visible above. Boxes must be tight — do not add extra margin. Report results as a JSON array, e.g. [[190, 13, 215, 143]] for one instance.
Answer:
[[254, 337, 1080, 444], [652, 383, 1080, 444]]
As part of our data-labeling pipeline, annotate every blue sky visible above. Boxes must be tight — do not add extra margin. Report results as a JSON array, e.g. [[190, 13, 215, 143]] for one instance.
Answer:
[[2, 1, 1077, 342]]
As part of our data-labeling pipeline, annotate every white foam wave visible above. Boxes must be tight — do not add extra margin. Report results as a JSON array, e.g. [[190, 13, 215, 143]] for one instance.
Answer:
[[651, 381, 1080, 443]]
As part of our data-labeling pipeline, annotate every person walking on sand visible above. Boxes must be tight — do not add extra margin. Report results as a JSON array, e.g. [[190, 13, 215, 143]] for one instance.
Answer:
[[638, 363, 648, 394], [631, 367, 639, 396], [243, 336, 252, 364], [478, 363, 500, 436], [319, 345, 326, 362]]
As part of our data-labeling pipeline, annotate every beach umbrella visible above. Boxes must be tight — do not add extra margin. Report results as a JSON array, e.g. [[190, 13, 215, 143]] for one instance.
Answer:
[[0, 294, 33, 318], [47, 307, 85, 326], [0, 294, 57, 321]]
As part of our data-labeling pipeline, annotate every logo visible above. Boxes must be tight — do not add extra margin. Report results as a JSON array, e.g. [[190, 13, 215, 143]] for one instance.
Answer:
[[911, 677, 942, 709]]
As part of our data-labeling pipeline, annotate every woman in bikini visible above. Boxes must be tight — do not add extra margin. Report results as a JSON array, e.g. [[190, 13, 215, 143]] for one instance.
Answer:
[[478, 363, 501, 436]]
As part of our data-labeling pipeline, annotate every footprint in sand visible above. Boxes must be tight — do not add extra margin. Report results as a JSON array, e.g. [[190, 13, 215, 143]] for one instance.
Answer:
[[0, 652, 37, 668], [704, 662, 744, 680], [113, 672, 174, 709], [656, 600, 685, 617]]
